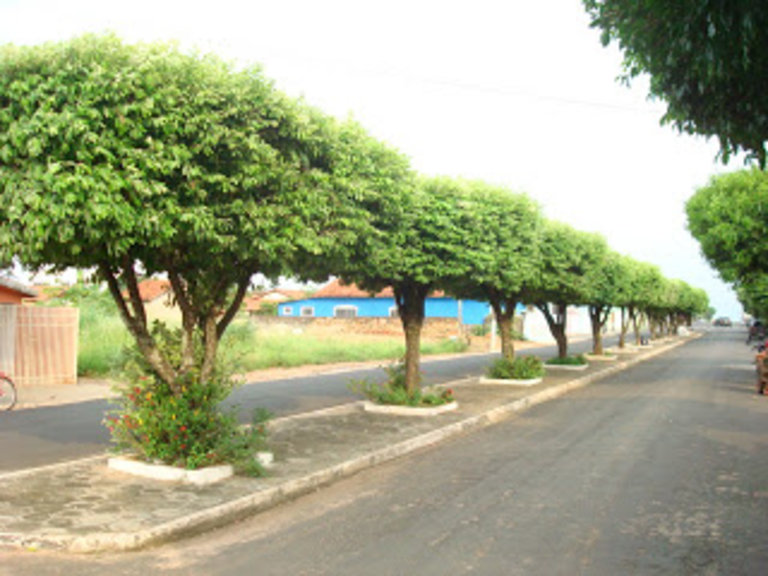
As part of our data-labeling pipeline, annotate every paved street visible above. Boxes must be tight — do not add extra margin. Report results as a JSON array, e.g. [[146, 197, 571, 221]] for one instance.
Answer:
[[0, 337, 607, 472], [1, 328, 764, 574]]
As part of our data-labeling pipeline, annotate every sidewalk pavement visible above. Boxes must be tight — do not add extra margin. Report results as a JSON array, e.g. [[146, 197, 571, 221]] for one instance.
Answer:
[[0, 336, 697, 554]]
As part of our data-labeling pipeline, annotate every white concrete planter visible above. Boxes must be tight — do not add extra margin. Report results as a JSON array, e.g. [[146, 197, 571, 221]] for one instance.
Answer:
[[255, 451, 275, 468], [362, 400, 458, 417], [544, 362, 589, 371], [108, 456, 234, 486], [583, 353, 618, 362], [478, 376, 543, 386]]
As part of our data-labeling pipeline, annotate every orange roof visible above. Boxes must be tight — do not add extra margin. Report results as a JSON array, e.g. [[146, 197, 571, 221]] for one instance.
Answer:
[[311, 279, 446, 299], [124, 279, 172, 303], [0, 276, 37, 298], [313, 279, 394, 299], [244, 289, 308, 311]]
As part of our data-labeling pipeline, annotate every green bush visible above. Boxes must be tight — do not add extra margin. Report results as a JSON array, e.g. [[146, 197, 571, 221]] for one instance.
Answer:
[[471, 324, 490, 337], [486, 356, 544, 380], [545, 355, 588, 366], [348, 362, 455, 407], [105, 326, 271, 475]]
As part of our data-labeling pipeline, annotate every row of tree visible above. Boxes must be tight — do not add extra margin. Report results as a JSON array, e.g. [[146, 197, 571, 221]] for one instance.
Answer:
[[0, 35, 708, 400], [687, 169, 768, 320]]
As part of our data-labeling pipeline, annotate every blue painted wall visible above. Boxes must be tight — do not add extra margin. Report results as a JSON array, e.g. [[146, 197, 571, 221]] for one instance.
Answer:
[[278, 297, 494, 325]]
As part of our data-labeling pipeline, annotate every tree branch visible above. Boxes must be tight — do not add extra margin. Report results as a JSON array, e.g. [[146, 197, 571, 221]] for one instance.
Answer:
[[217, 275, 250, 340]]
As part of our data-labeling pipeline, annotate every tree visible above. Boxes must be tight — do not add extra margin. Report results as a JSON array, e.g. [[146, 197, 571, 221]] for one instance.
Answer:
[[631, 263, 666, 341], [610, 254, 641, 348], [676, 283, 710, 328], [737, 276, 768, 320], [686, 168, 768, 285], [527, 221, 607, 359], [0, 35, 349, 392], [583, 0, 768, 166], [340, 176, 471, 394], [447, 180, 542, 361], [583, 249, 627, 355]]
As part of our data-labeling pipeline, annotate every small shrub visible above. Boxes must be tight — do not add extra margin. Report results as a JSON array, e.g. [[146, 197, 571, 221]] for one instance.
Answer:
[[545, 355, 588, 366], [105, 325, 271, 475], [486, 356, 544, 380], [471, 324, 490, 337], [106, 372, 271, 475], [348, 362, 454, 407]]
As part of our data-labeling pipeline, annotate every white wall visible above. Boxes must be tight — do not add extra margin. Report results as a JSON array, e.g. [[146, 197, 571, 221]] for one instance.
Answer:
[[522, 305, 621, 343]]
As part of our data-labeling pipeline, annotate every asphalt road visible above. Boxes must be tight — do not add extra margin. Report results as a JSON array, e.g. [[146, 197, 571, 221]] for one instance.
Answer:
[[0, 336, 610, 472], [2, 327, 765, 575]]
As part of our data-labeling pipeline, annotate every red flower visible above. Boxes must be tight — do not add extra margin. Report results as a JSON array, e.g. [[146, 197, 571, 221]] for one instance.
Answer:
[[180, 425, 187, 432]]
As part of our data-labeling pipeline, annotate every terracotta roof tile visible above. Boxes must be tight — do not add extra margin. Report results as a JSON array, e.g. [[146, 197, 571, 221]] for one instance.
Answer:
[[126, 279, 172, 303], [244, 289, 309, 311], [311, 280, 445, 299], [0, 276, 37, 298], [313, 279, 394, 298]]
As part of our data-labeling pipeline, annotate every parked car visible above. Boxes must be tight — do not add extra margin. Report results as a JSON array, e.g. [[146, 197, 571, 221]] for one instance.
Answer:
[[713, 317, 732, 327]]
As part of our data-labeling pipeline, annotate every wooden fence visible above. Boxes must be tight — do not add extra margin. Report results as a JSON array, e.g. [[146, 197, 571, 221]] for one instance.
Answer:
[[0, 306, 78, 386]]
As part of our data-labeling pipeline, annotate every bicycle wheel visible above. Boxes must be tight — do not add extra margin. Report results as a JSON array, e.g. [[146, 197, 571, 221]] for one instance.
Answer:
[[0, 376, 16, 411]]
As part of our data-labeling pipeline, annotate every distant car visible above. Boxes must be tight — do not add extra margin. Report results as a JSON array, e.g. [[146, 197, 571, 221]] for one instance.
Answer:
[[713, 317, 732, 327]]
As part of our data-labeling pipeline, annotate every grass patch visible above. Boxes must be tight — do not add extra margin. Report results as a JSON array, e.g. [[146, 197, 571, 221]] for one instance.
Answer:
[[78, 311, 132, 376], [486, 356, 544, 380], [221, 321, 468, 372], [348, 362, 455, 407], [545, 355, 588, 366], [72, 299, 470, 378]]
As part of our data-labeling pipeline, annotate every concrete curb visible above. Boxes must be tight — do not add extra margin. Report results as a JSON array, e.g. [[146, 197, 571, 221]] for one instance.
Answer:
[[478, 376, 543, 386], [3, 335, 699, 553]]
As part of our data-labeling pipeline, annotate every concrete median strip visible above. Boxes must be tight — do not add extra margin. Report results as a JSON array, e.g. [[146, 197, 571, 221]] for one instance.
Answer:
[[0, 335, 699, 553]]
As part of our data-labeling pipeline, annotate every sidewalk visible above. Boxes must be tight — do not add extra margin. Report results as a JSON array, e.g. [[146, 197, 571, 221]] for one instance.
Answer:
[[0, 336, 696, 553]]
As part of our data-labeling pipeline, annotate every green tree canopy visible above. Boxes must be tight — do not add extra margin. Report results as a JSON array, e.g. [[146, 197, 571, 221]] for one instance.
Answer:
[[526, 221, 608, 358], [582, 249, 628, 355], [339, 175, 471, 393], [446, 180, 543, 361], [584, 0, 768, 166], [0, 34, 363, 390], [686, 168, 768, 285]]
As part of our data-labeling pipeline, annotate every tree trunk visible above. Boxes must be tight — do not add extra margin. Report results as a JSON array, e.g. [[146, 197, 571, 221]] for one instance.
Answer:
[[200, 313, 219, 384], [490, 297, 518, 361], [537, 302, 568, 359], [402, 315, 423, 394], [395, 283, 429, 395], [589, 305, 604, 355], [168, 271, 197, 377], [100, 261, 178, 389], [619, 307, 629, 348], [649, 315, 659, 340]]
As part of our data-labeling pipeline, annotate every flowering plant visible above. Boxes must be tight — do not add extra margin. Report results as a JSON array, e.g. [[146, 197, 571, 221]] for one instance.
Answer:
[[105, 326, 270, 475]]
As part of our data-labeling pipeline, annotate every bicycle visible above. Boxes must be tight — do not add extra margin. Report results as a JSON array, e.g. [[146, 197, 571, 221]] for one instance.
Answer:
[[0, 370, 17, 411]]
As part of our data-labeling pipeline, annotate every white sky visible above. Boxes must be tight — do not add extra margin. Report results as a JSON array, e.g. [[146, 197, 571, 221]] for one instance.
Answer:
[[0, 0, 745, 318]]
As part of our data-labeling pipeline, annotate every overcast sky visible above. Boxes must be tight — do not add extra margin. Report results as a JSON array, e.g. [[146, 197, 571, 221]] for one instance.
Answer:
[[0, 0, 746, 318]]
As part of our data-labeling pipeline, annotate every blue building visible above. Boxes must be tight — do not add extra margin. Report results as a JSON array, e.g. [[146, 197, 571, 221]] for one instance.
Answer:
[[277, 280, 492, 325]]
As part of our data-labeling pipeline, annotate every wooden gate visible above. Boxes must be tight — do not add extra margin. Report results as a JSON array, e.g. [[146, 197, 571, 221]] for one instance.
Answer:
[[0, 306, 16, 376], [0, 306, 79, 386]]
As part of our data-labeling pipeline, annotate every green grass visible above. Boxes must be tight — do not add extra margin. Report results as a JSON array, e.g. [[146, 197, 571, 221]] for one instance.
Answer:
[[77, 306, 132, 377], [221, 321, 468, 372], [76, 313, 469, 377], [545, 355, 588, 366]]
